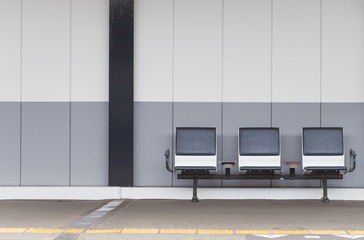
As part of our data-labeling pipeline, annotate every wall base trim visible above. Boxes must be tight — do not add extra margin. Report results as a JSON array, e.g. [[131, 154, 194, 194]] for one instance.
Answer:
[[0, 187, 364, 201]]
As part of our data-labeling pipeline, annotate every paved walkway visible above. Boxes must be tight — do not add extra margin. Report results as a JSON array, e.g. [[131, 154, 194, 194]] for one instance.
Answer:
[[0, 199, 363, 239]]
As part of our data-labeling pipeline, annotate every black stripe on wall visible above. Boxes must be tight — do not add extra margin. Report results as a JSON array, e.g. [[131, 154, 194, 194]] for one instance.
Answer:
[[109, 0, 134, 186]]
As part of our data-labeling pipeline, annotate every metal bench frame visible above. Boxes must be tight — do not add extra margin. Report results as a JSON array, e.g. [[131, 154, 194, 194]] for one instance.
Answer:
[[165, 128, 357, 203]]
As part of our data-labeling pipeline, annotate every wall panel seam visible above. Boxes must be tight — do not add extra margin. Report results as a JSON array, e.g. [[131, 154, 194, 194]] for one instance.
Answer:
[[320, 0, 322, 127], [20, 0, 23, 186], [221, 0, 224, 185], [172, 0, 175, 187], [270, 0, 273, 127], [69, 0, 72, 186], [270, 0, 274, 186]]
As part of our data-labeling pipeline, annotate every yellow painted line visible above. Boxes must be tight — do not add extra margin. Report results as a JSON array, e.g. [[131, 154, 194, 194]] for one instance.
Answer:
[[198, 229, 234, 235], [0, 227, 359, 235], [236, 230, 271, 235], [122, 228, 159, 234], [273, 230, 310, 234], [64, 228, 84, 234], [85, 229, 122, 233], [348, 230, 364, 235], [0, 228, 27, 233], [160, 229, 196, 234], [26, 228, 63, 233], [310, 230, 347, 235]]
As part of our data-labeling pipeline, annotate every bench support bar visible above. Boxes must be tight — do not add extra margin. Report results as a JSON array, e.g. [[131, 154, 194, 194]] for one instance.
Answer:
[[192, 177, 198, 202], [321, 175, 329, 202], [178, 173, 342, 203]]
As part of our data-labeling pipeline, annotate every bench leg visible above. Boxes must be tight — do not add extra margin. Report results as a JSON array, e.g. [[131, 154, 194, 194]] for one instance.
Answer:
[[192, 177, 199, 203], [321, 175, 330, 203]]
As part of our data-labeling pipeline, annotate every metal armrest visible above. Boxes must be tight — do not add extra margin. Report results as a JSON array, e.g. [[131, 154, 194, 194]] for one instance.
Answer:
[[165, 149, 174, 173], [349, 149, 357, 173]]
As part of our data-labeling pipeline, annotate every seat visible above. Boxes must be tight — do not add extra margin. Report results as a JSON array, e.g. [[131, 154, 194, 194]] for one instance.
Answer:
[[238, 128, 281, 173], [174, 127, 217, 171], [302, 127, 346, 174]]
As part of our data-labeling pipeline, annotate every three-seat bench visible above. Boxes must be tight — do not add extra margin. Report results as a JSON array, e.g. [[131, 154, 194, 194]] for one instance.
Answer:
[[165, 127, 356, 202]]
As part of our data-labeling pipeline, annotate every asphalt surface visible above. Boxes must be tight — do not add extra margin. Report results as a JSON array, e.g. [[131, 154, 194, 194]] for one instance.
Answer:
[[0, 199, 363, 239]]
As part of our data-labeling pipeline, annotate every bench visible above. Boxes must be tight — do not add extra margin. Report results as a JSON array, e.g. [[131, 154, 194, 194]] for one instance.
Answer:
[[302, 127, 356, 202], [165, 127, 356, 203]]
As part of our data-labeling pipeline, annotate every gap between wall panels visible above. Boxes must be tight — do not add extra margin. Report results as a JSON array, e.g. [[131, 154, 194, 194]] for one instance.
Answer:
[[69, 0, 72, 187], [270, 0, 273, 128], [20, 0, 23, 186], [320, 0, 323, 128], [171, 0, 175, 187], [221, 0, 224, 187]]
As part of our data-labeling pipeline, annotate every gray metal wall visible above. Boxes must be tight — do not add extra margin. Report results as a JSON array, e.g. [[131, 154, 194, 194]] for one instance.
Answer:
[[0, 102, 108, 186], [0, 0, 109, 186], [133, 0, 364, 188], [134, 102, 364, 187], [1, 0, 364, 188]]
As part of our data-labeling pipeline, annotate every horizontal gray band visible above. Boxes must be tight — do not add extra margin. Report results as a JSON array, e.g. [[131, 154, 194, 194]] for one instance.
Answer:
[[135, 102, 364, 188]]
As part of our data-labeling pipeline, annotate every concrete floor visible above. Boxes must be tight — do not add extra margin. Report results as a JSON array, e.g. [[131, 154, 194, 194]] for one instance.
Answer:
[[0, 200, 106, 228], [0, 199, 363, 240], [95, 199, 364, 229]]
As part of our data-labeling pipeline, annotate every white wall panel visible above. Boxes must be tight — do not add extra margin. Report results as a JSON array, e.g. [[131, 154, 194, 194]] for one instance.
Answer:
[[272, 0, 320, 102], [174, 0, 222, 102], [223, 0, 271, 102], [322, 0, 364, 103], [71, 0, 108, 102], [134, 0, 173, 102], [0, 0, 21, 101], [22, 0, 70, 102]]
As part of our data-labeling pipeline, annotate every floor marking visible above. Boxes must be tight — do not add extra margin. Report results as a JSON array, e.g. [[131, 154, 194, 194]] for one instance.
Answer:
[[54, 200, 123, 240], [26, 228, 63, 233], [85, 229, 122, 233], [334, 235, 364, 239], [236, 230, 271, 235], [122, 228, 159, 234], [2, 227, 364, 237], [253, 234, 287, 239], [198, 229, 234, 235], [0, 228, 27, 233], [160, 229, 196, 234]]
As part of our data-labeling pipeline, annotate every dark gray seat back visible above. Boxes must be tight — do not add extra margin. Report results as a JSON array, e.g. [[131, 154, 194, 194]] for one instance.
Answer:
[[239, 128, 280, 156], [176, 128, 216, 156], [303, 128, 343, 156]]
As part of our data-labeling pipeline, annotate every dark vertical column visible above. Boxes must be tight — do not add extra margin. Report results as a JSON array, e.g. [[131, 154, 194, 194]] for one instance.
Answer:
[[109, 0, 134, 186]]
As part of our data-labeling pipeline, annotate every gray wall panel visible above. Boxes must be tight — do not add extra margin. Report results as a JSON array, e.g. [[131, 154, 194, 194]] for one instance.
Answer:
[[222, 102, 272, 187], [272, 103, 321, 187], [322, 103, 364, 187], [0, 103, 20, 185], [173, 102, 222, 187], [21, 102, 70, 186], [70, 102, 108, 186], [134, 102, 173, 186]]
